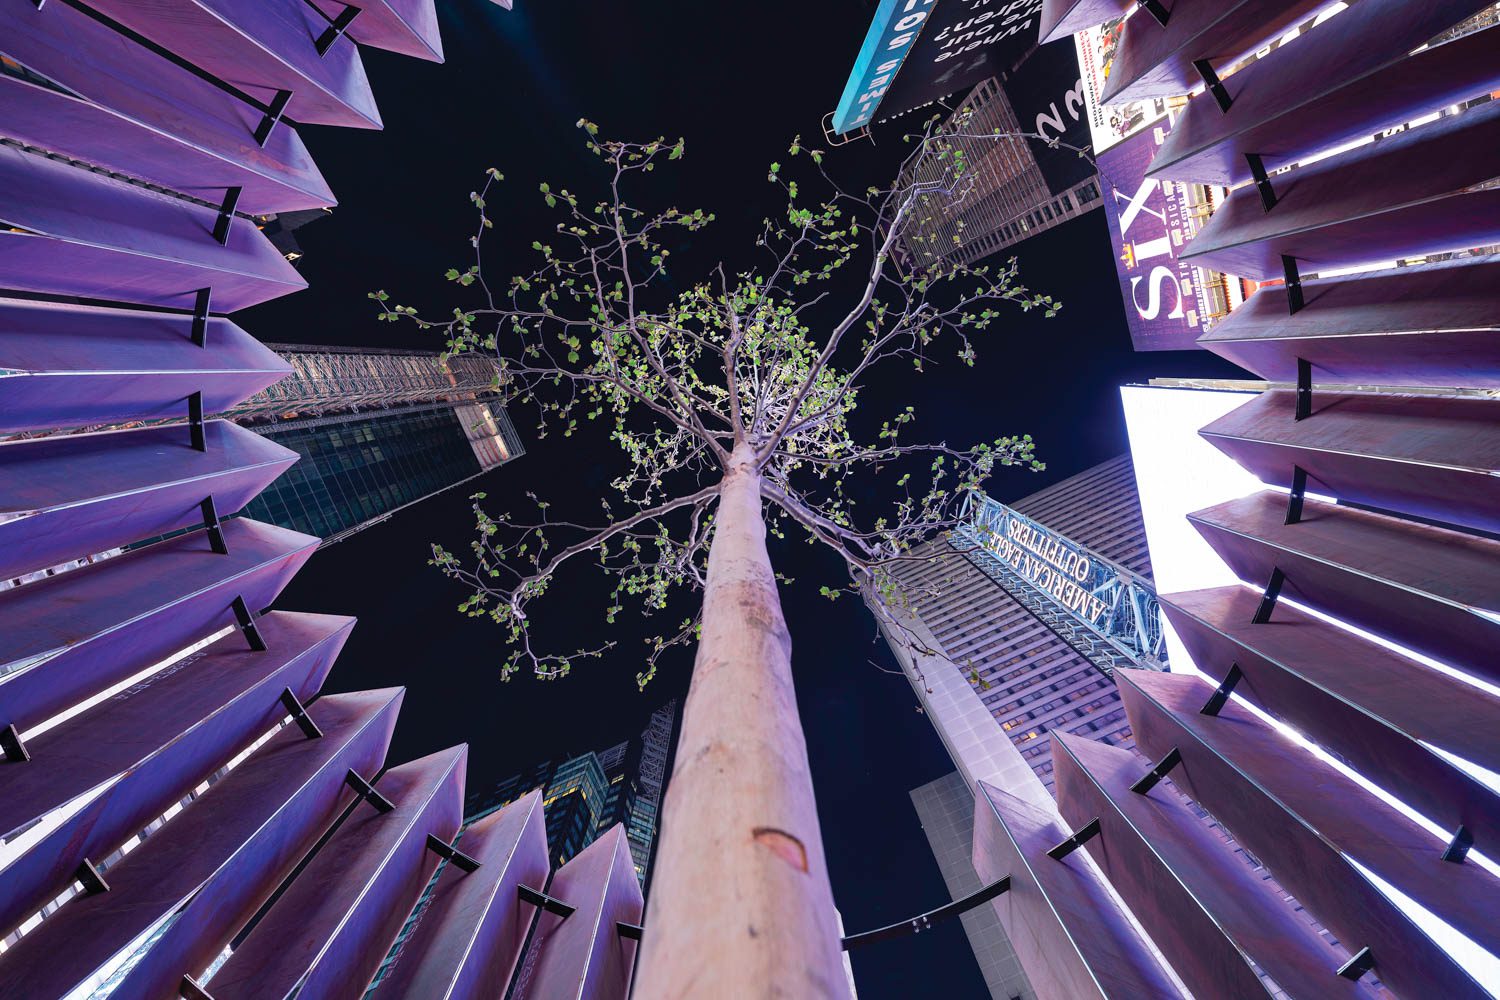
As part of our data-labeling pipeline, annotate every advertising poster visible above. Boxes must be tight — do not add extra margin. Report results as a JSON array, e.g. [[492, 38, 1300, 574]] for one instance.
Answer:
[[999, 38, 1094, 196], [1073, 16, 1170, 155]]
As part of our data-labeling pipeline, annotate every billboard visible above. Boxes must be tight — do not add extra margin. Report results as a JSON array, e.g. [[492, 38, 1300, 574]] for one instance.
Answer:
[[1073, 16, 1170, 155], [999, 39, 1092, 196], [833, 0, 1044, 134], [1098, 120, 1231, 352]]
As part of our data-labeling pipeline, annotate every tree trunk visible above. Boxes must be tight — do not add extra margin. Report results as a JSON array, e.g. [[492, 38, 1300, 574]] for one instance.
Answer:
[[633, 443, 846, 998]]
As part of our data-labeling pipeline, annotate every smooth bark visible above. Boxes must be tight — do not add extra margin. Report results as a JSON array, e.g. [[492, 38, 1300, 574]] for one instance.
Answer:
[[633, 444, 846, 998]]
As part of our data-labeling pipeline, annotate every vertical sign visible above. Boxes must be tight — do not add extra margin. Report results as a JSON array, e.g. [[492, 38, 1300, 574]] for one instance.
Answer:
[[1073, 17, 1170, 155], [833, 0, 941, 134]]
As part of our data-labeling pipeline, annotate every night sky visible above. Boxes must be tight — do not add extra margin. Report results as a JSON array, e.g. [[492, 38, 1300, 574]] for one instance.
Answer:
[[244, 3, 1240, 995]]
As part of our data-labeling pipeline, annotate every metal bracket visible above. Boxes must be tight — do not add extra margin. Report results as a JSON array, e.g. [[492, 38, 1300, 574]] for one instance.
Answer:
[[1337, 946, 1375, 981], [426, 833, 481, 873], [345, 769, 395, 813], [618, 921, 644, 940], [1285, 466, 1308, 524], [0, 723, 30, 763], [1200, 664, 1243, 717], [76, 858, 110, 895], [231, 595, 268, 651], [1046, 818, 1101, 861], [1442, 825, 1474, 864], [518, 883, 576, 918], [254, 90, 294, 147], [188, 390, 207, 452], [840, 875, 1011, 951], [1130, 747, 1183, 794], [180, 975, 215, 1000], [212, 186, 242, 246], [280, 687, 323, 739], [1135, 0, 1170, 27], [1251, 567, 1287, 625], [190, 287, 212, 348], [314, 5, 361, 55], [1282, 255, 1304, 315], [1193, 59, 1231, 114], [1247, 153, 1276, 212], [201, 496, 229, 555], [1295, 356, 1312, 420]]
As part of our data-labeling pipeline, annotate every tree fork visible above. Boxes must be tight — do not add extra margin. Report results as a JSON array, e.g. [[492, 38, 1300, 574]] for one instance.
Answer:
[[634, 443, 846, 998]]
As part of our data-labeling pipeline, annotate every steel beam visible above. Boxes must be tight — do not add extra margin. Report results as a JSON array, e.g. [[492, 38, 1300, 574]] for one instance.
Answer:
[[1117, 668, 1495, 998], [1200, 389, 1500, 535], [0, 688, 403, 1000], [1052, 733, 1375, 999], [374, 790, 550, 1000], [80, 0, 382, 129], [1194, 255, 1500, 388], [206, 746, 467, 1000], [0, 519, 319, 733], [1149, 2, 1500, 186], [0, 299, 291, 433], [309, 0, 443, 62], [970, 781, 1185, 1000], [1163, 586, 1500, 848], [1102, 0, 1330, 105], [0, 613, 353, 938], [0, 0, 334, 215], [0, 144, 306, 312], [1189, 492, 1500, 685], [515, 825, 645, 1000], [1039, 0, 1133, 45], [0, 421, 298, 581], [1181, 99, 1500, 281]]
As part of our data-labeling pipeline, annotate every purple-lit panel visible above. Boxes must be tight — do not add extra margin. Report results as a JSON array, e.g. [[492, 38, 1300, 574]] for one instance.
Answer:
[[0, 145, 306, 311], [1052, 733, 1374, 999], [1118, 668, 1493, 998], [970, 782, 1182, 1000], [0, 613, 352, 938], [1039, 0, 1132, 45], [1102, 0, 1329, 104], [0, 421, 298, 581], [376, 790, 550, 1000], [1181, 100, 1500, 281], [0, 519, 318, 733], [310, 0, 443, 62], [1163, 586, 1500, 845], [1195, 256, 1500, 387], [513, 825, 644, 1000], [0, 299, 291, 433], [0, 0, 332, 215], [0, 689, 403, 1000], [80, 0, 381, 129], [1150, 3, 1500, 186], [209, 746, 467, 1000], [1201, 389, 1500, 535], [1190, 492, 1500, 684]]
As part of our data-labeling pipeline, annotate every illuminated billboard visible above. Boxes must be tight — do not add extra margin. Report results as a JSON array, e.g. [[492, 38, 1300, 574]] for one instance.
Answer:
[[1073, 16, 1170, 155], [999, 39, 1092, 196], [832, 0, 1045, 134]]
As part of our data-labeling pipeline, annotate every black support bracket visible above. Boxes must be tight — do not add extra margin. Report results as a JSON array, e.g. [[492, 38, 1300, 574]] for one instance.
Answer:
[[1135, 0, 1170, 27], [1130, 747, 1183, 794], [212, 186, 242, 246], [188, 390, 207, 452], [1282, 255, 1305, 315], [76, 858, 110, 895], [1247, 153, 1276, 212], [280, 687, 323, 739], [1295, 357, 1313, 420], [1337, 946, 1375, 981], [253, 89, 294, 147], [231, 595, 268, 651], [1193, 59, 1232, 114], [1200, 664, 1243, 717], [1285, 466, 1309, 524], [840, 875, 1011, 951], [426, 833, 482, 873], [618, 921, 644, 940], [190, 287, 212, 348], [1442, 825, 1474, 864], [518, 883, 577, 919], [1046, 818, 1101, 861], [201, 496, 229, 555], [346, 769, 395, 813], [180, 975, 215, 1000], [1251, 567, 1287, 625], [0, 723, 30, 763], [314, 5, 361, 55]]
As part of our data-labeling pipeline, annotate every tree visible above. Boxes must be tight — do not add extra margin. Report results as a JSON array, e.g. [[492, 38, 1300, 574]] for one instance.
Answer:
[[374, 118, 1057, 997]]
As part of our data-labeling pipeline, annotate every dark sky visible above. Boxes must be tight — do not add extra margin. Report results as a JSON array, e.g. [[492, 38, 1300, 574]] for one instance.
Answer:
[[246, 3, 1240, 995]]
